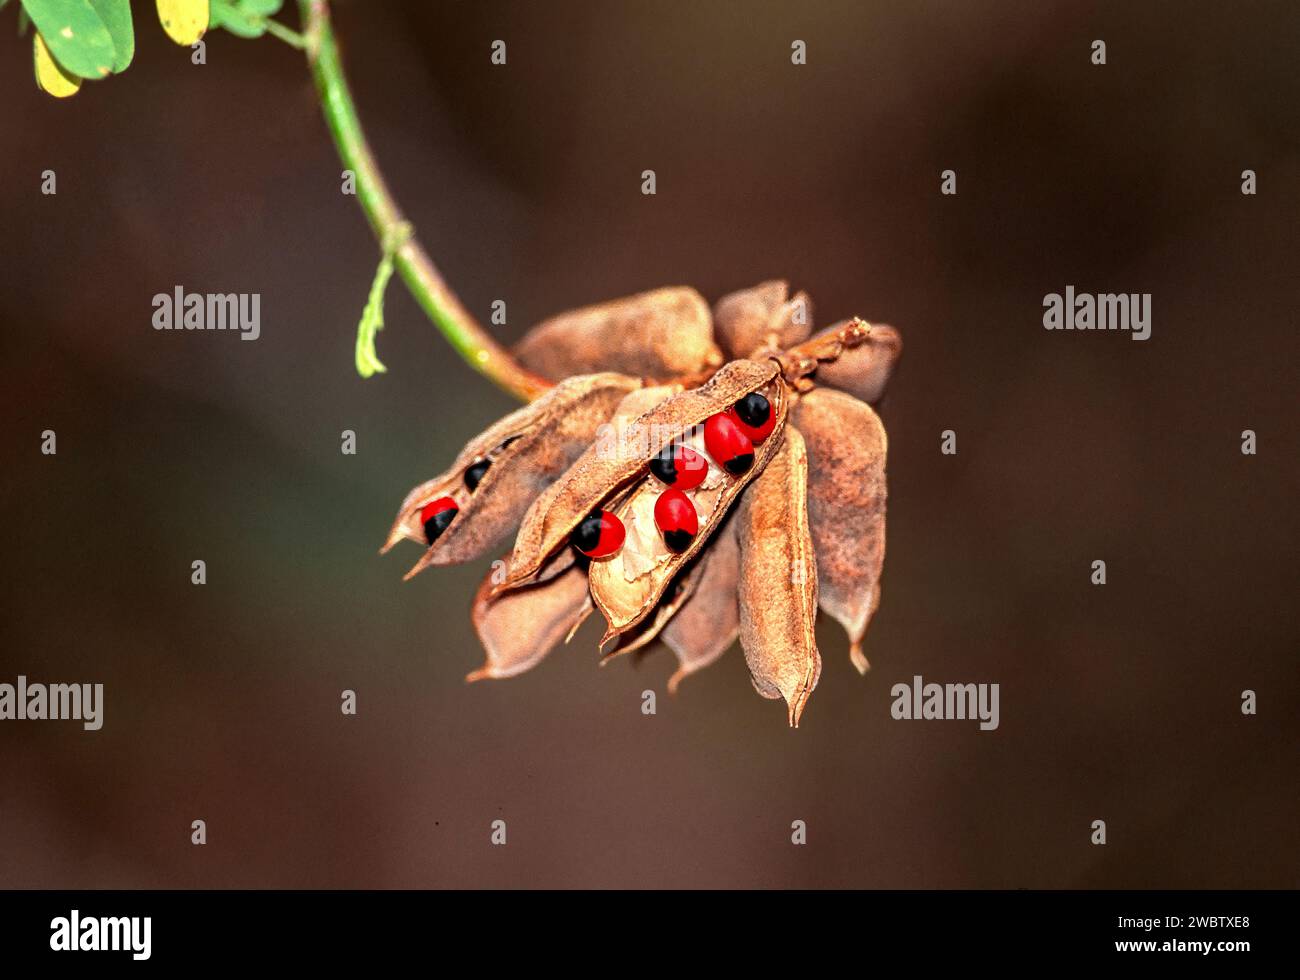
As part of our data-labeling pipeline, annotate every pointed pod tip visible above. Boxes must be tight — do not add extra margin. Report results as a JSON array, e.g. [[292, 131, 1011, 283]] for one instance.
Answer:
[[465, 667, 494, 684], [850, 643, 870, 675], [785, 684, 814, 728], [667, 669, 686, 696]]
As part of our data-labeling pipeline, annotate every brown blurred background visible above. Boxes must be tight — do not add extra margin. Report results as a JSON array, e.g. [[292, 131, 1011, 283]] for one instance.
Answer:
[[1, 0, 1296, 888]]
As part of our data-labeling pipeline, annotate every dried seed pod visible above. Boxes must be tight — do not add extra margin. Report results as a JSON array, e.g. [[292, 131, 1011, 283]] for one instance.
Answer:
[[502, 359, 780, 590], [385, 372, 640, 579], [490, 384, 678, 587], [792, 387, 887, 674], [810, 320, 902, 405], [736, 426, 820, 727], [587, 375, 789, 640], [514, 286, 723, 382], [466, 560, 592, 682], [596, 560, 704, 663], [662, 514, 740, 693], [713, 280, 814, 359]]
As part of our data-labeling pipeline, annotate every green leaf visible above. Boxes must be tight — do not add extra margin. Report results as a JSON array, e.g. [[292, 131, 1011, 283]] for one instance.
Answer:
[[355, 252, 396, 379], [88, 0, 131, 71], [19, 0, 116, 78], [209, 0, 264, 38], [239, 0, 281, 14]]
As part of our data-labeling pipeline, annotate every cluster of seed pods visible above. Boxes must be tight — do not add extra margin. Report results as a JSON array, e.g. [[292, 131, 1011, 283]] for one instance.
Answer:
[[567, 391, 777, 561], [384, 284, 898, 725]]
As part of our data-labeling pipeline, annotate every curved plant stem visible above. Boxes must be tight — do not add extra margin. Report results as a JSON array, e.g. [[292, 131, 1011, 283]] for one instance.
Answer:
[[297, 0, 552, 402], [264, 20, 307, 50]]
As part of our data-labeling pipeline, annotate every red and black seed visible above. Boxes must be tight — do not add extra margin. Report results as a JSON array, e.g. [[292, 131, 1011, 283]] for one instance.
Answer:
[[419, 497, 458, 544], [571, 509, 625, 558], [730, 391, 775, 444], [654, 488, 699, 554], [649, 442, 708, 491], [704, 412, 755, 476]]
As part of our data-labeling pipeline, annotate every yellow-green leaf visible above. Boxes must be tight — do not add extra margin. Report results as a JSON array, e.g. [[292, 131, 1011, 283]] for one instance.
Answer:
[[33, 31, 81, 97], [21, 0, 116, 78], [156, 0, 208, 45]]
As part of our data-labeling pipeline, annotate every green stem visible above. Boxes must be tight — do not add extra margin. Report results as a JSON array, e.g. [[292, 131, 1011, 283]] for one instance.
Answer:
[[264, 19, 306, 50], [297, 0, 551, 402]]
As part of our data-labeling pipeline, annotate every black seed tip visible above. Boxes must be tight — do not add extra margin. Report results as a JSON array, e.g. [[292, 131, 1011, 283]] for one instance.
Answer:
[[649, 446, 678, 486], [723, 453, 754, 476], [571, 511, 605, 555], [423, 507, 457, 545], [663, 529, 694, 554], [463, 459, 491, 492], [735, 392, 771, 428]]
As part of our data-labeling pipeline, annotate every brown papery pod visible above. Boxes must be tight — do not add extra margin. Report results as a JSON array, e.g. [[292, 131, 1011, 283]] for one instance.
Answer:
[[588, 375, 788, 640], [490, 383, 680, 595], [466, 560, 592, 682], [662, 514, 740, 694], [712, 280, 814, 359], [791, 387, 887, 673], [736, 425, 820, 727], [385, 372, 641, 579], [514, 286, 723, 382], [596, 559, 704, 663], [810, 321, 902, 405], [501, 359, 779, 590]]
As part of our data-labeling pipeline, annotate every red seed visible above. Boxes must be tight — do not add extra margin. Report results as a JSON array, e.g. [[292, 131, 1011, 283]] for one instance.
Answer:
[[654, 488, 699, 553], [704, 412, 755, 476]]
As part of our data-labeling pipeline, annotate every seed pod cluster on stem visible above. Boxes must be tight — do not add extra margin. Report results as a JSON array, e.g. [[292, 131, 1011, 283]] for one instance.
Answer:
[[387, 281, 900, 726]]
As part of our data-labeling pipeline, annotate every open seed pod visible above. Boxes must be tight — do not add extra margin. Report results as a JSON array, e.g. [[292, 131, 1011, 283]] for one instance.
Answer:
[[499, 358, 782, 590], [385, 372, 640, 578], [587, 373, 787, 641], [593, 558, 706, 663]]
